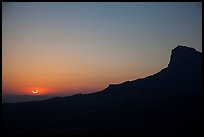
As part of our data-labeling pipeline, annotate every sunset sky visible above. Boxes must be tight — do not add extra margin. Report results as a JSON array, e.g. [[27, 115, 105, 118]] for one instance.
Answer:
[[2, 2, 202, 96]]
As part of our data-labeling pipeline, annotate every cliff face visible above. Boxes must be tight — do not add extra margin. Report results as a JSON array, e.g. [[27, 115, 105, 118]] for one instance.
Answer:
[[168, 45, 202, 70]]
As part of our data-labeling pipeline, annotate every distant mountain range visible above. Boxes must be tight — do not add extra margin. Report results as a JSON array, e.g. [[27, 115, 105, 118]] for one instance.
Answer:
[[2, 45, 202, 136], [2, 95, 56, 103]]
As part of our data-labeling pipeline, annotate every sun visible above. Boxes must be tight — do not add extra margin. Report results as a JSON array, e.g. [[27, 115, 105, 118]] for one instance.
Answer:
[[32, 90, 39, 94]]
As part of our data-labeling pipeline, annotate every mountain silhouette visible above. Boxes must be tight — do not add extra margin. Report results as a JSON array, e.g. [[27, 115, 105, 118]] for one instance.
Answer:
[[103, 45, 202, 94], [2, 45, 202, 136]]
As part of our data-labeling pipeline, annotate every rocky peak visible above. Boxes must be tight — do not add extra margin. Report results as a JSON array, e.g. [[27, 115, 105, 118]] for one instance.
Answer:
[[168, 45, 201, 69]]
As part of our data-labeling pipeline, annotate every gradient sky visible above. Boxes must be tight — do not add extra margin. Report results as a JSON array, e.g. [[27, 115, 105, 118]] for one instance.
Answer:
[[2, 2, 202, 96]]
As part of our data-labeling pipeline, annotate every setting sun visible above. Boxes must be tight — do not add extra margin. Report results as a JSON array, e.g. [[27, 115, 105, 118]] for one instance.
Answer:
[[32, 90, 38, 94]]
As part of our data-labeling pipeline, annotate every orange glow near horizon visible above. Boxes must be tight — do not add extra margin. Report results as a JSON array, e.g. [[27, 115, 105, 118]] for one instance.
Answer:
[[24, 87, 54, 95], [2, 60, 164, 96]]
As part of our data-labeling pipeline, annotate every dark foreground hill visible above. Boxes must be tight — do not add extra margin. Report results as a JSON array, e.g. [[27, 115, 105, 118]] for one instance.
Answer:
[[2, 45, 202, 136]]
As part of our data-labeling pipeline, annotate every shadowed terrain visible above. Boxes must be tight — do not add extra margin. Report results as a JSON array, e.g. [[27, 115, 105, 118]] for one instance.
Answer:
[[2, 95, 56, 103], [2, 45, 202, 136]]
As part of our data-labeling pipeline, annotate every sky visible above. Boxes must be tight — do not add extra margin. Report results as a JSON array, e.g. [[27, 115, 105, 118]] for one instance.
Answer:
[[2, 2, 202, 96]]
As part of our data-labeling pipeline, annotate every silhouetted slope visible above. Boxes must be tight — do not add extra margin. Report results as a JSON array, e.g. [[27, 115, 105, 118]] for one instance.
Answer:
[[3, 45, 202, 136], [103, 45, 201, 96], [109, 47, 201, 109]]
